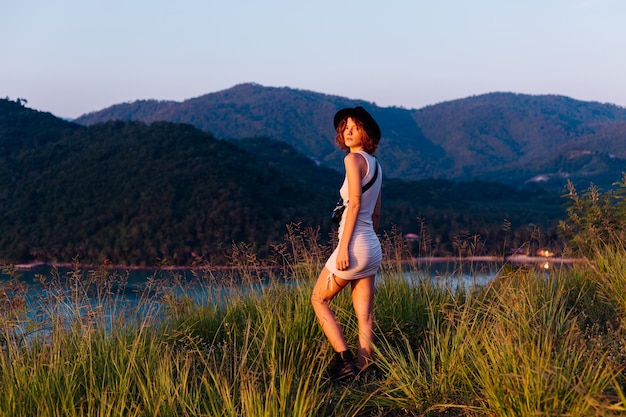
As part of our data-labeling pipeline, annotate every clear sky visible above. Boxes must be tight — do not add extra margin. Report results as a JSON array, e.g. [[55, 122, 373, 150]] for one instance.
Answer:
[[2, 0, 625, 119]]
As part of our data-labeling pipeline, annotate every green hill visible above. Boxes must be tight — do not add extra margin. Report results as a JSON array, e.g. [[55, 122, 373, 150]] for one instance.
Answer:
[[75, 83, 626, 190], [1, 100, 338, 265], [413, 92, 626, 185], [1, 98, 566, 266]]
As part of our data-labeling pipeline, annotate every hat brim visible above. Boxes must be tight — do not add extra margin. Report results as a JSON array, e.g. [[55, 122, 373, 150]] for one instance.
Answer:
[[333, 106, 381, 141]]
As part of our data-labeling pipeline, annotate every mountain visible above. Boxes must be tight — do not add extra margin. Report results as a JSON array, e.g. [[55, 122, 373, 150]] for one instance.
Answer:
[[1, 98, 565, 266], [75, 83, 451, 181], [75, 83, 626, 190], [412, 93, 626, 187], [0, 99, 339, 265]]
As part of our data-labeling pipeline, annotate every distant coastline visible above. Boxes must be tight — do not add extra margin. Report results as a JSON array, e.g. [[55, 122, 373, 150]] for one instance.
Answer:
[[412, 255, 586, 264], [10, 254, 586, 272]]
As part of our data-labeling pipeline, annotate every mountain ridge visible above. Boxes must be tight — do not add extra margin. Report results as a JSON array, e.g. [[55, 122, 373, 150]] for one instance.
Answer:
[[75, 83, 626, 189]]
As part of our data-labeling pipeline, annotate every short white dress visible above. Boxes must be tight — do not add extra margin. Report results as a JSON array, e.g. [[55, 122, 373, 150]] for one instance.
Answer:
[[325, 151, 382, 282]]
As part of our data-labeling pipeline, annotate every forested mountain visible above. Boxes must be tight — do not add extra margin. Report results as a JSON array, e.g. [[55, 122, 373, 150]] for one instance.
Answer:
[[413, 93, 626, 187], [76, 83, 444, 181], [0, 99, 337, 265], [1, 98, 565, 266], [75, 83, 626, 190]]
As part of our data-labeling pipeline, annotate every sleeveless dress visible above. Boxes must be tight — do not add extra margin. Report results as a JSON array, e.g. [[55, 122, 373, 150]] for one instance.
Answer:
[[324, 151, 382, 282]]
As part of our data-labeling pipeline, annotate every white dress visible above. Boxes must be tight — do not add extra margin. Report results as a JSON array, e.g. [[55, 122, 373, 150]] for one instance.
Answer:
[[324, 151, 382, 281]]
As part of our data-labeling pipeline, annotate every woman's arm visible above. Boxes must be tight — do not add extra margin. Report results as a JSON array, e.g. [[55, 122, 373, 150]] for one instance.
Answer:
[[336, 152, 367, 271], [372, 190, 381, 231]]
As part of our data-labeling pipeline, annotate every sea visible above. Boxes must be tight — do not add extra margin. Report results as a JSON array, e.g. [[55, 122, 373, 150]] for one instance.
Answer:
[[1, 255, 570, 304], [1, 257, 575, 342]]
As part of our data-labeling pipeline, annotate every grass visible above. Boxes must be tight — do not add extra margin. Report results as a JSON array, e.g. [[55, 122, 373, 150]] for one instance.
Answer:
[[2, 223, 626, 416]]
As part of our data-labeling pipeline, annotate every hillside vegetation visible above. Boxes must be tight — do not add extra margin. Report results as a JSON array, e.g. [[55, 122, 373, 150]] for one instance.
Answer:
[[76, 83, 626, 189], [1, 100, 336, 264], [2, 186, 626, 416], [0, 98, 566, 266]]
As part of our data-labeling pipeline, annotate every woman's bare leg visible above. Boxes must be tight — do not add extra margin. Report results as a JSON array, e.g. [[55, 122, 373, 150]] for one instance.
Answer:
[[311, 267, 350, 353], [350, 275, 375, 368]]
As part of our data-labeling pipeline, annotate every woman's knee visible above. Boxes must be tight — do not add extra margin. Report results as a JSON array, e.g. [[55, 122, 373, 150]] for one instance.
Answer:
[[311, 289, 330, 307]]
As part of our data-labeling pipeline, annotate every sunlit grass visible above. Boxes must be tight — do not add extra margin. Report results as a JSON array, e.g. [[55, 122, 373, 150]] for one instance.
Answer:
[[2, 223, 626, 416]]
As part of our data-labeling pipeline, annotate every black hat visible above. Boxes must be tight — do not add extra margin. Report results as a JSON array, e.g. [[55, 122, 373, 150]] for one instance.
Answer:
[[333, 106, 381, 142]]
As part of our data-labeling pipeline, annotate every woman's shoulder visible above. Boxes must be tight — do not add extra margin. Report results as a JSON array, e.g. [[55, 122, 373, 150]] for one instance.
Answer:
[[346, 150, 377, 167], [344, 150, 373, 161], [343, 152, 368, 167], [344, 152, 370, 179]]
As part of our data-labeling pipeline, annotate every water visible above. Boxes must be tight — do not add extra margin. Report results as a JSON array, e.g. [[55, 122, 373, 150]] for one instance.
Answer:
[[2, 261, 501, 293], [2, 257, 561, 298], [0, 263, 275, 316], [1, 264, 275, 343], [2, 259, 562, 343], [1, 257, 561, 327], [384, 259, 503, 294]]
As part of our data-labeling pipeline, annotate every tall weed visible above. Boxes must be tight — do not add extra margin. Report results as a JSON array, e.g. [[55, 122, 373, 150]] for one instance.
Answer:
[[3, 225, 626, 416]]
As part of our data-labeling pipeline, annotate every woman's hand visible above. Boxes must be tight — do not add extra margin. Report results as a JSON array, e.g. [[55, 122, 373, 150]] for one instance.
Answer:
[[336, 246, 350, 270]]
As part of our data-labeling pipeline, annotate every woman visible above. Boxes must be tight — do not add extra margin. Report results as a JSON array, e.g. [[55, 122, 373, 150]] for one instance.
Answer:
[[311, 106, 382, 382]]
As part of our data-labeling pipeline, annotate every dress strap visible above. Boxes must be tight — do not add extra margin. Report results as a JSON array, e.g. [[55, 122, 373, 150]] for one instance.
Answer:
[[325, 272, 335, 291]]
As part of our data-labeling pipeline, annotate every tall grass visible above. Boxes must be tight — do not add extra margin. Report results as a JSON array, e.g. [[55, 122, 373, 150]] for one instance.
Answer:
[[2, 221, 626, 416]]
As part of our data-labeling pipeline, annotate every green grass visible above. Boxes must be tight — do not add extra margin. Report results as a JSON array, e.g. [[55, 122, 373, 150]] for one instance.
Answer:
[[2, 226, 626, 416]]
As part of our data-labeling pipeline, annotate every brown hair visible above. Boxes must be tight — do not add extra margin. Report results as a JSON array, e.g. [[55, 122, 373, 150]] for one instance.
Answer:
[[334, 117, 379, 154]]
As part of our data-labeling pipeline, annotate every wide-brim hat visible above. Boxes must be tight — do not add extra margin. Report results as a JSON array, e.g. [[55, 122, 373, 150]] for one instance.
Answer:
[[333, 106, 381, 141]]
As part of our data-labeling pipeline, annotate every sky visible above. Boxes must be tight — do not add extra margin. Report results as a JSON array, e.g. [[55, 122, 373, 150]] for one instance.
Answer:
[[1, 0, 625, 119]]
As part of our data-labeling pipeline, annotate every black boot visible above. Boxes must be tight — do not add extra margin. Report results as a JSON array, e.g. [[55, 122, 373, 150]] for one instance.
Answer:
[[327, 350, 359, 382]]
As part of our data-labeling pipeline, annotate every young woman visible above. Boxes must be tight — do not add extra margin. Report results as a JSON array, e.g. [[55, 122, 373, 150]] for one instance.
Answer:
[[311, 106, 382, 382]]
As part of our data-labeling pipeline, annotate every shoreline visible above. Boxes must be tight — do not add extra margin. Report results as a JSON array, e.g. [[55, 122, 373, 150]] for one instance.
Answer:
[[412, 255, 586, 264], [10, 262, 246, 272], [9, 255, 587, 271]]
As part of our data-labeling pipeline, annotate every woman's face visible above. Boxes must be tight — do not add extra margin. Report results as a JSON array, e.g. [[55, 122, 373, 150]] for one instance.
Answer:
[[343, 117, 363, 151]]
